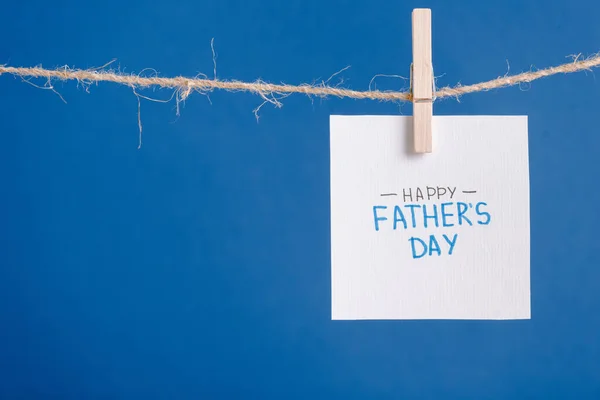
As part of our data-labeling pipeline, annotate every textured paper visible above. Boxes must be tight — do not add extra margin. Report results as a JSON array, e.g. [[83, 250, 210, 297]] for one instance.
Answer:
[[330, 116, 530, 320]]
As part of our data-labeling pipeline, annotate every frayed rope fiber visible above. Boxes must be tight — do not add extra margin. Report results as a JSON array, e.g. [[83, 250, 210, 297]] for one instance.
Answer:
[[1, 53, 600, 103]]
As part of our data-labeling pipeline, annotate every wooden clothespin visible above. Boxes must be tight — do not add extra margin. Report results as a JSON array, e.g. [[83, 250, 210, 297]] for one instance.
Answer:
[[411, 8, 433, 153]]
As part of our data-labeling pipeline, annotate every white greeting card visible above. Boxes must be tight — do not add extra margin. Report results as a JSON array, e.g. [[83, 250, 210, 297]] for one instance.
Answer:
[[330, 116, 530, 320]]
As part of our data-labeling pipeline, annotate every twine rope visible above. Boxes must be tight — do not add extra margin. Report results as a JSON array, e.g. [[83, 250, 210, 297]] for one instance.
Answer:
[[1, 53, 599, 104]]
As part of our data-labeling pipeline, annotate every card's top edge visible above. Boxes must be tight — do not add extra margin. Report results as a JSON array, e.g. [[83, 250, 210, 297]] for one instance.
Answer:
[[330, 115, 528, 119]]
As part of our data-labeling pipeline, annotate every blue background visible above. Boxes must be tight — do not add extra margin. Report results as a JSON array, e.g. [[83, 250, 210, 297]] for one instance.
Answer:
[[1, 0, 599, 398]]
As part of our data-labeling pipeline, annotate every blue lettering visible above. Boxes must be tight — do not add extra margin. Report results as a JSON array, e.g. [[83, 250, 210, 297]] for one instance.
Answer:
[[409, 237, 427, 259], [423, 204, 439, 228], [475, 202, 491, 225], [457, 202, 473, 226], [405, 204, 421, 228], [373, 206, 387, 231], [443, 234, 458, 255], [393, 205, 407, 230], [428, 235, 441, 256], [441, 202, 454, 227]]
